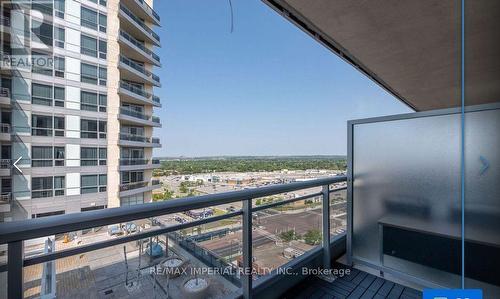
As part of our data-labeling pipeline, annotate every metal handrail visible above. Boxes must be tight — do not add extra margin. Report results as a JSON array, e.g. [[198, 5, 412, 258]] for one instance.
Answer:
[[119, 81, 152, 99], [0, 176, 347, 298], [119, 107, 150, 120], [119, 4, 160, 42], [119, 180, 149, 191], [119, 158, 148, 165], [134, 0, 160, 22], [0, 192, 10, 203], [0, 176, 346, 243], [119, 133, 151, 143], [119, 55, 160, 84], [119, 30, 160, 63]]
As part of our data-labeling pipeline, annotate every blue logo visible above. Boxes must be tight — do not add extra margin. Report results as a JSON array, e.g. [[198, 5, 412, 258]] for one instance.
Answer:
[[423, 289, 482, 299]]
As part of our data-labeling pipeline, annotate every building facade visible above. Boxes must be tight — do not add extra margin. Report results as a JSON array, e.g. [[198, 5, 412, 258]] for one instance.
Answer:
[[0, 0, 162, 222]]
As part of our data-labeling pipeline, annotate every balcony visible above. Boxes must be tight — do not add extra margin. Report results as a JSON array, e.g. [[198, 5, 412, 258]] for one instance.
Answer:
[[0, 159, 10, 176], [0, 123, 10, 141], [0, 176, 357, 299], [118, 107, 161, 127], [121, 0, 160, 26], [118, 30, 161, 66], [119, 158, 161, 171], [119, 179, 161, 196], [0, 16, 10, 33], [119, 55, 161, 87], [118, 81, 161, 107], [119, 3, 160, 47], [0, 193, 10, 213], [0, 87, 10, 106], [119, 133, 161, 148]]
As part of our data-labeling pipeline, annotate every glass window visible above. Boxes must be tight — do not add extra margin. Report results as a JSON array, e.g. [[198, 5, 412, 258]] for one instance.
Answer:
[[54, 56, 65, 77], [81, 7, 97, 30], [54, 147, 65, 166], [32, 146, 53, 167], [99, 148, 107, 165], [99, 94, 107, 112], [98, 40, 107, 59], [55, 0, 65, 18], [81, 35, 97, 57], [99, 120, 107, 138], [31, 20, 53, 45], [81, 91, 98, 111], [99, 13, 107, 33], [54, 87, 65, 107], [54, 27, 65, 47], [54, 176, 65, 196], [81, 119, 97, 138], [81, 174, 105, 194], [32, 177, 53, 198], [81, 63, 98, 85], [32, 1, 53, 16], [32, 115, 52, 136], [32, 83, 52, 106], [32, 51, 53, 76], [54, 116, 65, 136], [99, 174, 107, 191], [99, 67, 107, 86], [81, 147, 98, 166]]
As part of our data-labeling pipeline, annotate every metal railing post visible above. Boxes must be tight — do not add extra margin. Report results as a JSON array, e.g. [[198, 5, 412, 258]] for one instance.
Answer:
[[242, 199, 252, 299], [8, 241, 24, 299], [322, 184, 331, 269]]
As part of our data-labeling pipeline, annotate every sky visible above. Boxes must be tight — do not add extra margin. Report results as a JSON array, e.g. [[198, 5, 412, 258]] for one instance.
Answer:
[[152, 0, 412, 157]]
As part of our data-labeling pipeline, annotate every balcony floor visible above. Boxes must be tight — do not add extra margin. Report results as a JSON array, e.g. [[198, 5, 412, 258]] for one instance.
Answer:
[[282, 264, 422, 299]]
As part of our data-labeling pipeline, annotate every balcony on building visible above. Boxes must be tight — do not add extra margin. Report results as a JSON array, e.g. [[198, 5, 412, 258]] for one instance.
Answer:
[[118, 30, 161, 67], [118, 3, 161, 47], [118, 55, 161, 87], [0, 1, 499, 299], [119, 158, 160, 171], [121, 0, 160, 26], [119, 179, 161, 197], [0, 193, 10, 213], [118, 107, 161, 128], [0, 123, 10, 141], [118, 133, 161, 148], [0, 159, 10, 176], [0, 87, 10, 106], [118, 81, 161, 107]]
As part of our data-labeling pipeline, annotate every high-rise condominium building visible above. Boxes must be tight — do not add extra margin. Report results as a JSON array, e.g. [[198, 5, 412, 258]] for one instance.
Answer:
[[0, 0, 162, 222]]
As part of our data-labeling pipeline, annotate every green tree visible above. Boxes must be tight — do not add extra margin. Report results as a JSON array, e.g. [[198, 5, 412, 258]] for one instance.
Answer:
[[280, 230, 299, 242], [303, 229, 322, 245]]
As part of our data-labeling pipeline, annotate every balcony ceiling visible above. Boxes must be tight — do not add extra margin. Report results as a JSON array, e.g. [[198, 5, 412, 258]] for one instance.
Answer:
[[263, 0, 500, 111]]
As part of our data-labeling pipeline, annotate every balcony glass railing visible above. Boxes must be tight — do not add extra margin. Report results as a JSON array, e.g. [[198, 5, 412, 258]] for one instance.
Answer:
[[120, 55, 160, 84], [119, 158, 148, 166], [0, 176, 347, 299], [135, 0, 160, 22], [0, 123, 10, 133], [0, 192, 10, 203], [152, 137, 160, 144], [152, 95, 160, 104], [1, 16, 10, 27], [119, 133, 150, 143], [120, 107, 149, 120], [119, 30, 160, 63], [119, 3, 160, 43], [120, 81, 152, 99], [0, 87, 10, 98], [0, 159, 10, 169]]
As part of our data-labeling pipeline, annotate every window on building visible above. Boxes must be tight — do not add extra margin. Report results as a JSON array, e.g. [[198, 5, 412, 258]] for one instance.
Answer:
[[99, 66, 107, 86], [81, 63, 97, 85], [31, 114, 52, 136], [54, 147, 65, 166], [81, 119, 97, 138], [32, 210, 65, 219], [98, 13, 107, 33], [32, 176, 65, 198], [54, 27, 65, 47], [54, 56, 65, 78], [54, 86, 65, 107], [81, 7, 97, 30], [31, 20, 53, 45], [99, 148, 107, 165], [121, 171, 144, 184], [99, 40, 107, 59], [81, 91, 106, 112], [54, 116, 65, 136], [81, 35, 97, 57], [32, 146, 53, 167], [32, 51, 53, 76], [32, 83, 52, 106], [32, 1, 53, 16], [55, 0, 65, 18], [81, 147, 97, 166], [81, 174, 106, 194], [99, 120, 107, 138]]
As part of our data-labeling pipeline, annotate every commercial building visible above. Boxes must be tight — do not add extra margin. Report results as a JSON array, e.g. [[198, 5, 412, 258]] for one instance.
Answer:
[[0, 0, 162, 222]]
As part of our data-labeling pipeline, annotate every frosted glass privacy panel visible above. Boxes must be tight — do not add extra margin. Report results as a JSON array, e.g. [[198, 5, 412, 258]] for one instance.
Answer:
[[464, 108, 500, 297], [351, 112, 462, 288]]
